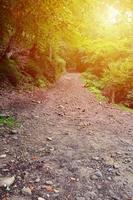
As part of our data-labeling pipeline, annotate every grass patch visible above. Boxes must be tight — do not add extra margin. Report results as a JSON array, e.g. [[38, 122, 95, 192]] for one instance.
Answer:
[[81, 72, 107, 101], [89, 86, 107, 101], [0, 115, 17, 128], [113, 104, 133, 112]]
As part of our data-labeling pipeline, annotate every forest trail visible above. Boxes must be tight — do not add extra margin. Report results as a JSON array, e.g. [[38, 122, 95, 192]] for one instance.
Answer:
[[0, 73, 133, 200]]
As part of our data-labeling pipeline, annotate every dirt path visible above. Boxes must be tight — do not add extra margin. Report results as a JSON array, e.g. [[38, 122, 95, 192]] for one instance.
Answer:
[[0, 73, 133, 200]]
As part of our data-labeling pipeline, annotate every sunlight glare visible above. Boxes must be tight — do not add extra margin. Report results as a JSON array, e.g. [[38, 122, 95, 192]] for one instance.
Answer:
[[126, 11, 133, 22], [106, 6, 120, 25]]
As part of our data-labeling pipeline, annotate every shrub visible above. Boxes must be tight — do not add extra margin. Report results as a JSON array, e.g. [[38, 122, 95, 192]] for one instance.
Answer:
[[101, 58, 133, 103], [0, 56, 21, 86], [82, 70, 106, 100], [25, 58, 41, 78], [0, 115, 16, 128], [35, 77, 47, 88], [54, 55, 66, 79]]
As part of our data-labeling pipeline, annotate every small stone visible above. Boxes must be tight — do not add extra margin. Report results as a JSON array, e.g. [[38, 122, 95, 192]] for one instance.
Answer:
[[45, 146, 54, 154], [90, 170, 103, 180], [115, 171, 121, 176], [58, 105, 64, 109], [46, 137, 52, 141], [54, 189, 59, 193], [4, 149, 9, 153], [97, 185, 102, 190], [45, 181, 53, 185], [95, 170, 103, 178], [13, 184, 17, 188], [34, 115, 39, 118], [90, 175, 98, 180], [0, 154, 7, 158], [85, 191, 97, 199], [107, 177, 112, 181], [92, 156, 99, 161], [53, 193, 60, 198], [76, 197, 85, 200], [38, 198, 45, 200], [2, 169, 9, 172], [113, 164, 120, 169], [0, 114, 9, 118], [35, 178, 40, 183], [0, 164, 7, 169], [32, 100, 41, 104], [17, 176, 22, 180], [22, 187, 32, 196], [10, 130, 18, 135], [108, 168, 113, 173], [0, 176, 15, 188], [12, 136, 18, 140]]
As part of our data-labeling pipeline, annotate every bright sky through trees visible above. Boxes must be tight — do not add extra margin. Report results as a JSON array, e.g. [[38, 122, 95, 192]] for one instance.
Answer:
[[98, 5, 133, 27], [106, 6, 120, 24]]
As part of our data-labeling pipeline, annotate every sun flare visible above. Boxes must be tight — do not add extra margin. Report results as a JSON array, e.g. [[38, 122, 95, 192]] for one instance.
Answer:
[[106, 6, 120, 25]]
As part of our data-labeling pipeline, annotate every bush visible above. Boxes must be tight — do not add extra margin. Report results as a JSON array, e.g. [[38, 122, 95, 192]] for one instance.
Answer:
[[101, 58, 133, 103], [0, 56, 21, 86], [126, 90, 133, 108], [35, 77, 47, 88], [54, 55, 66, 79], [25, 58, 41, 78], [82, 70, 106, 100], [83, 57, 133, 107]]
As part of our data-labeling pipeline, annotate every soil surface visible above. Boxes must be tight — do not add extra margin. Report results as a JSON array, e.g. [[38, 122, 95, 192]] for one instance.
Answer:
[[0, 73, 133, 200]]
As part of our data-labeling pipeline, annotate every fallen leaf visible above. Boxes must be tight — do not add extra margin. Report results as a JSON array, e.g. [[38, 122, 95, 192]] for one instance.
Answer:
[[44, 185, 54, 192], [32, 156, 37, 160], [29, 185, 34, 191]]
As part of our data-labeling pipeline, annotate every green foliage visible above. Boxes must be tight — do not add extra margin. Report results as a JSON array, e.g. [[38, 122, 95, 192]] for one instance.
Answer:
[[0, 57, 21, 85], [0, 0, 85, 84], [35, 77, 47, 88], [101, 58, 133, 103], [102, 58, 133, 87], [0, 115, 16, 128], [54, 55, 66, 79], [127, 90, 133, 101], [83, 55, 133, 107], [25, 58, 41, 78], [82, 70, 107, 101]]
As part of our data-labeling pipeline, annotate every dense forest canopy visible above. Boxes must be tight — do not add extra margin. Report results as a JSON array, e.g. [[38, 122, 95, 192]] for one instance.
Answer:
[[0, 0, 133, 107]]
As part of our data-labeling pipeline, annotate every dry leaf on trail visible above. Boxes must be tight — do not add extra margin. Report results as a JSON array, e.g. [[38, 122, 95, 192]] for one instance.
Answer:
[[44, 185, 54, 192], [31, 156, 37, 160], [43, 185, 59, 193], [29, 185, 34, 191]]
